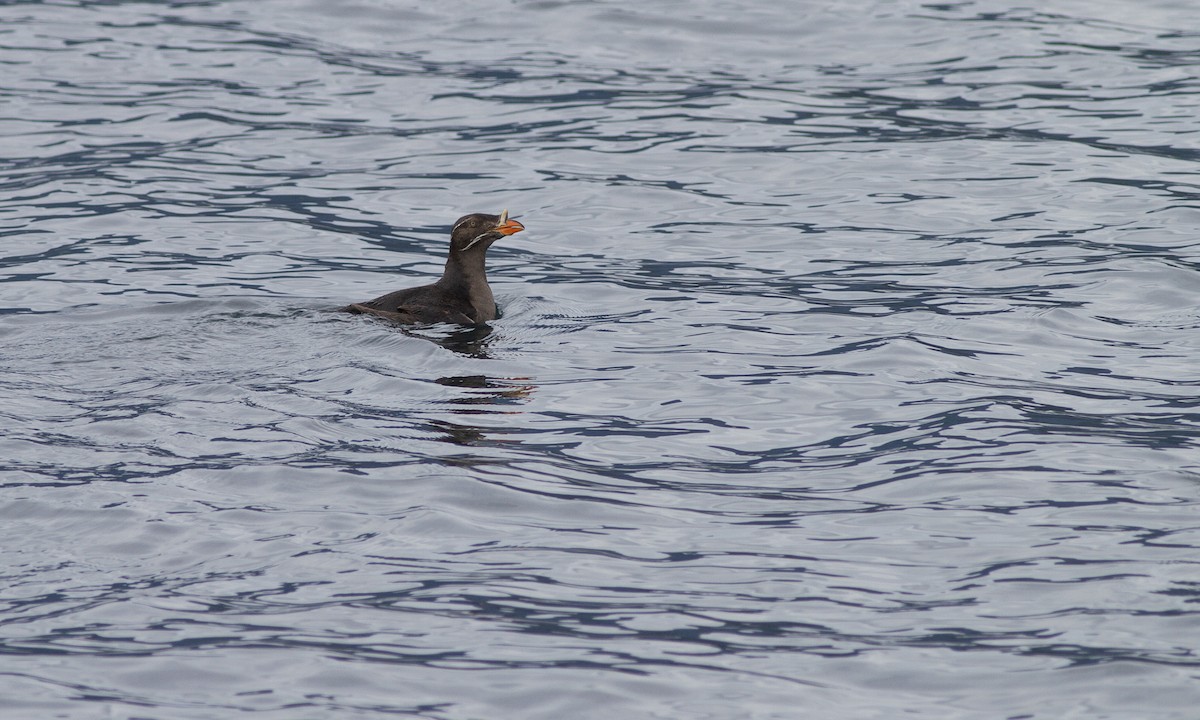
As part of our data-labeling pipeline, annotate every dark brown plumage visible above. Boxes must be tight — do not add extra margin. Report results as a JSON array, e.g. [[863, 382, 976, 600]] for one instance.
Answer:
[[342, 210, 525, 325]]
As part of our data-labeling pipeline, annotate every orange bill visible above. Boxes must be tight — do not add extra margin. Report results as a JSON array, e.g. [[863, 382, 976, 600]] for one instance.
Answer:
[[496, 209, 525, 235]]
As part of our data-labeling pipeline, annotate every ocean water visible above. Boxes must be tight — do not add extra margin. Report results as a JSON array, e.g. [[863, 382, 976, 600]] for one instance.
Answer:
[[2, 1, 1199, 718]]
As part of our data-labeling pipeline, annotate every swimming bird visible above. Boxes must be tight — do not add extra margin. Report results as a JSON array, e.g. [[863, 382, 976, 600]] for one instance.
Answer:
[[342, 210, 525, 325]]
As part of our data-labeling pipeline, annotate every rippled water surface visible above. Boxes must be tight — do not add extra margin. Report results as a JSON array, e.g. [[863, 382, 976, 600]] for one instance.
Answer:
[[3, 1, 1200, 717]]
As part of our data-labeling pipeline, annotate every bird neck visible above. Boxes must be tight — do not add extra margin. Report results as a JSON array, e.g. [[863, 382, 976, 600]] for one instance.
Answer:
[[440, 251, 495, 317], [441, 250, 488, 288]]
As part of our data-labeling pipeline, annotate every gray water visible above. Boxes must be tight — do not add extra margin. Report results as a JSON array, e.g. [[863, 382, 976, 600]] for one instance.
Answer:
[[2, 1, 1199, 718]]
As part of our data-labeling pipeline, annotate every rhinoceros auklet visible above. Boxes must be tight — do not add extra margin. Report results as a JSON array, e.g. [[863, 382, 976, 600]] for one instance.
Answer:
[[342, 210, 525, 325]]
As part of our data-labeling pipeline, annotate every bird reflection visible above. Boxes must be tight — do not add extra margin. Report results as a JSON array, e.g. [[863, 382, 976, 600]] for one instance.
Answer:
[[425, 418, 488, 446], [424, 374, 535, 447], [435, 374, 534, 411], [411, 323, 496, 358]]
